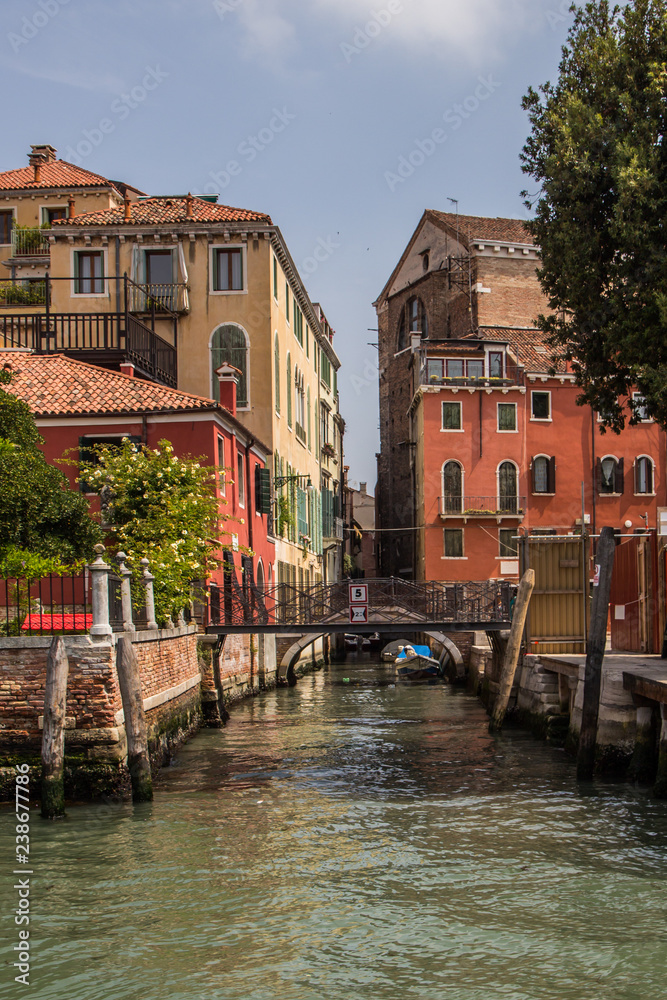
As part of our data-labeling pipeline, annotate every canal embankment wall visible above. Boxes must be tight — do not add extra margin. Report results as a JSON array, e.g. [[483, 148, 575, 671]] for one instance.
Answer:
[[0, 625, 281, 799], [470, 641, 667, 793]]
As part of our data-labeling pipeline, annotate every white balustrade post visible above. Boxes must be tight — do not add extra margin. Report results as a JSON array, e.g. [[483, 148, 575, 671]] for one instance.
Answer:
[[89, 544, 113, 638], [116, 551, 136, 634], [140, 558, 159, 631]]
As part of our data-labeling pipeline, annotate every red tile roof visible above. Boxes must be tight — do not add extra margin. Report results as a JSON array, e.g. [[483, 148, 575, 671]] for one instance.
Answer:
[[0, 159, 122, 193], [428, 210, 536, 247], [475, 326, 568, 373], [53, 196, 272, 227], [0, 351, 219, 417]]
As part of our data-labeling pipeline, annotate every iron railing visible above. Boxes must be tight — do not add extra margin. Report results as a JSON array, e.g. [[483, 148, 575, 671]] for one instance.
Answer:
[[10, 227, 51, 258], [207, 577, 513, 629], [128, 281, 188, 314], [0, 574, 91, 637], [439, 495, 526, 517], [0, 279, 47, 307], [0, 310, 177, 387]]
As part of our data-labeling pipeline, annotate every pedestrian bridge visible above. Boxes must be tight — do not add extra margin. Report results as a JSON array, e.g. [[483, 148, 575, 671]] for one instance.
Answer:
[[205, 577, 514, 635]]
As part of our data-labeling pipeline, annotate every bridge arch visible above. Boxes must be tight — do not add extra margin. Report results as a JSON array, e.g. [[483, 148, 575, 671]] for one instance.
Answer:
[[278, 630, 465, 686]]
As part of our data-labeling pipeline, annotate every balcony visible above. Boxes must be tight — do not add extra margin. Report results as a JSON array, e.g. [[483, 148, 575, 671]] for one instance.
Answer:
[[439, 496, 526, 521], [0, 278, 47, 307], [127, 281, 189, 314], [10, 227, 51, 259]]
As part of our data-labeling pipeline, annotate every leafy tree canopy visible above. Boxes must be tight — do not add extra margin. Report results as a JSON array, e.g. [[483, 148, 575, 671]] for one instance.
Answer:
[[0, 370, 100, 572], [80, 438, 225, 624], [521, 0, 667, 431]]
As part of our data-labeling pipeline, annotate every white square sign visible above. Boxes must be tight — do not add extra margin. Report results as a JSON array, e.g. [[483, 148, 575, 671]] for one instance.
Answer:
[[349, 605, 369, 624], [349, 584, 368, 604]]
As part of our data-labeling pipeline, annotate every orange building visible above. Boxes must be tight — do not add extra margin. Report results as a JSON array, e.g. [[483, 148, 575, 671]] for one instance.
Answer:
[[375, 210, 667, 585]]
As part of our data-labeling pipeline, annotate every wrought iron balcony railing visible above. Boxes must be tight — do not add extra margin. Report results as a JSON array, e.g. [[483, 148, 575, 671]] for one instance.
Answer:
[[439, 495, 526, 517], [10, 227, 51, 258]]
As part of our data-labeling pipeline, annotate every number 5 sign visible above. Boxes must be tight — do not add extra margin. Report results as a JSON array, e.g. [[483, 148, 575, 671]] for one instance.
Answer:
[[349, 584, 368, 604]]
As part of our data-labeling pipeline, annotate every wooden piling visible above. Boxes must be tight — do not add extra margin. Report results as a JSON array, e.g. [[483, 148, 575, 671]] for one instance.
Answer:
[[116, 636, 153, 803], [489, 569, 535, 733], [41, 635, 69, 820], [576, 525, 616, 781]]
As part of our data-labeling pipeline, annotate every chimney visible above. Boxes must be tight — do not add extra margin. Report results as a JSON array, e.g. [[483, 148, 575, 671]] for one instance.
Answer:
[[185, 192, 194, 220], [120, 362, 135, 378], [360, 482, 367, 495], [124, 194, 132, 222], [28, 145, 56, 183], [68, 195, 76, 219], [215, 363, 241, 416]]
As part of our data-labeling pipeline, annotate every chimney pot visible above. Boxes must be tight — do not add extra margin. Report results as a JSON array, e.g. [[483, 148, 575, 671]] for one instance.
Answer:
[[215, 363, 241, 416], [124, 195, 132, 222], [120, 362, 135, 378], [68, 195, 75, 219], [185, 192, 194, 219]]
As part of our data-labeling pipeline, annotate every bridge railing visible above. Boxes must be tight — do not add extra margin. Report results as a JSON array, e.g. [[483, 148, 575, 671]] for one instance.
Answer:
[[206, 578, 514, 629]]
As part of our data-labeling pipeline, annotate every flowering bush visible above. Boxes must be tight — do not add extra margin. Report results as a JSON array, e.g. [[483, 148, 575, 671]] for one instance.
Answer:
[[80, 438, 227, 624]]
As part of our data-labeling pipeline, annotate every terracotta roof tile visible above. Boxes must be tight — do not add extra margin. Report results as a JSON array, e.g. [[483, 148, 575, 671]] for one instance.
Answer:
[[0, 159, 121, 193], [474, 326, 567, 373], [0, 351, 220, 417], [54, 196, 272, 227], [428, 210, 536, 247]]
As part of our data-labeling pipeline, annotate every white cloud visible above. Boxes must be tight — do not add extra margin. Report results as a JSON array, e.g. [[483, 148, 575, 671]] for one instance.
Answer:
[[235, 0, 297, 64], [313, 0, 539, 60]]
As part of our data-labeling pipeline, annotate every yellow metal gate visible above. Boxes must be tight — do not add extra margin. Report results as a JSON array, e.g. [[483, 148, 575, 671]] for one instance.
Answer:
[[520, 536, 589, 655]]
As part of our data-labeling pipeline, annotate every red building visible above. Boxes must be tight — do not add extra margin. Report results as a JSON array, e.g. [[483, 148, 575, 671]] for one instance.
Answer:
[[0, 349, 275, 594], [375, 210, 667, 585]]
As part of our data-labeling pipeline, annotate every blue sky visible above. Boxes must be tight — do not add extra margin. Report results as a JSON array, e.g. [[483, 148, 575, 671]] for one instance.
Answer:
[[1, 0, 574, 487]]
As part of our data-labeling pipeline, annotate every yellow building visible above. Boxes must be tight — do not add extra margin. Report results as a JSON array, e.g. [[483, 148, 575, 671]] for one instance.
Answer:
[[0, 145, 344, 586]]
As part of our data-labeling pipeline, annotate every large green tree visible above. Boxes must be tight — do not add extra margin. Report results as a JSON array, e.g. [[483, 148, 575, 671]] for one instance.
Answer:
[[0, 371, 100, 572], [521, 0, 667, 430]]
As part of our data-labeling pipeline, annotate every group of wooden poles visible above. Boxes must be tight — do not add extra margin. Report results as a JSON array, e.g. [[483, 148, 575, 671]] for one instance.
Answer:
[[489, 525, 616, 781], [41, 635, 152, 819]]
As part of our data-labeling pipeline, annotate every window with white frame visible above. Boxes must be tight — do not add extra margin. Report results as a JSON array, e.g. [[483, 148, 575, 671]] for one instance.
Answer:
[[497, 402, 517, 432], [0, 210, 14, 245], [532, 455, 556, 494], [531, 391, 551, 420], [635, 456, 654, 495], [212, 247, 244, 291], [442, 401, 462, 430], [499, 528, 518, 558], [217, 436, 226, 496], [498, 461, 519, 512], [444, 527, 464, 558], [73, 250, 105, 294], [632, 393, 652, 422], [442, 461, 463, 514], [42, 206, 67, 225], [237, 449, 245, 507], [211, 324, 248, 407], [598, 455, 623, 495]]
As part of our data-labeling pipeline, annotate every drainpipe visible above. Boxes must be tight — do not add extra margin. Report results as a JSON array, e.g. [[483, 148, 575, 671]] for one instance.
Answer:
[[591, 407, 597, 543], [115, 237, 121, 314]]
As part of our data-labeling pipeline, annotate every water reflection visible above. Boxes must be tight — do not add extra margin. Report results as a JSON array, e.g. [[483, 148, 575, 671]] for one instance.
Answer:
[[2, 656, 667, 1000]]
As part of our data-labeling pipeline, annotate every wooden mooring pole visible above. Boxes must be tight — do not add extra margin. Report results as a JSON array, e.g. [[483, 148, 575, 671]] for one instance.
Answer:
[[577, 525, 616, 781], [41, 635, 69, 820], [489, 569, 535, 733], [116, 636, 153, 803]]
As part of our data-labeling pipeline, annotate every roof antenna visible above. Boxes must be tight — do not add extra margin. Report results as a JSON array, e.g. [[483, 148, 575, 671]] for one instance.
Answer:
[[447, 197, 459, 246]]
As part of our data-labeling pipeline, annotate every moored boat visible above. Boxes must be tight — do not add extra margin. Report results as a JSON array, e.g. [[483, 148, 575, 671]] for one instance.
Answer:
[[381, 639, 410, 662], [395, 644, 442, 682]]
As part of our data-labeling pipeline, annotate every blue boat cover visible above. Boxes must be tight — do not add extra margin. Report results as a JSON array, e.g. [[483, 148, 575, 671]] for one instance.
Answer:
[[396, 645, 432, 660]]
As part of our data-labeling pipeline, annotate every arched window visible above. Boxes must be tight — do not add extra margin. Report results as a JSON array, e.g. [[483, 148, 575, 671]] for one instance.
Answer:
[[442, 461, 463, 514], [635, 456, 654, 495], [286, 353, 292, 428], [398, 296, 428, 350], [598, 456, 623, 495], [211, 324, 248, 407], [274, 334, 280, 414], [498, 461, 518, 513], [256, 559, 265, 595], [532, 455, 555, 494]]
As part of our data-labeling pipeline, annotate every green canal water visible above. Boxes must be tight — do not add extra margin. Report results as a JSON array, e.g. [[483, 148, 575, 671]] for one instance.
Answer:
[[2, 657, 667, 1000]]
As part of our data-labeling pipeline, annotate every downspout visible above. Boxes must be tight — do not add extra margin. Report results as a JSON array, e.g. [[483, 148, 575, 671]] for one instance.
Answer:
[[245, 436, 255, 551], [591, 408, 597, 543], [115, 237, 121, 314]]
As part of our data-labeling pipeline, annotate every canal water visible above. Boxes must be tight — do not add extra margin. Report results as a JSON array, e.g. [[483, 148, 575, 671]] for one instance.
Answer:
[[2, 656, 667, 1000]]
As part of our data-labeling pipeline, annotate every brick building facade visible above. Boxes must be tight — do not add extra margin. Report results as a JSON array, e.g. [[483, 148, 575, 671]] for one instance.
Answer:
[[375, 210, 667, 583]]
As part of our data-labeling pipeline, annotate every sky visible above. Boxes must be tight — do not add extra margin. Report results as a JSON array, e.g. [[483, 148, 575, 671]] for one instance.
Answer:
[[1, 0, 575, 489]]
